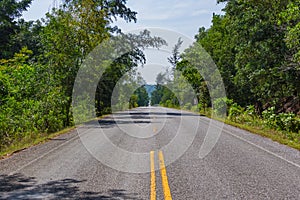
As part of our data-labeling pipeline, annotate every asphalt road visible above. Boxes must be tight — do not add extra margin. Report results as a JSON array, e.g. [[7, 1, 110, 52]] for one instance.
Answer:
[[1, 107, 300, 199]]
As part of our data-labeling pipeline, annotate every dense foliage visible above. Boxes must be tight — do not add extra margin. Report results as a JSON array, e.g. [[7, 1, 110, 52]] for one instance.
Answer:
[[0, 0, 165, 152], [198, 0, 300, 113], [152, 0, 300, 136], [129, 86, 150, 108], [1, 0, 300, 153]]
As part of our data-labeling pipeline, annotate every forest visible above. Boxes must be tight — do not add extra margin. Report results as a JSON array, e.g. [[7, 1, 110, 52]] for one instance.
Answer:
[[0, 0, 162, 154], [150, 0, 300, 147], [0, 0, 300, 155]]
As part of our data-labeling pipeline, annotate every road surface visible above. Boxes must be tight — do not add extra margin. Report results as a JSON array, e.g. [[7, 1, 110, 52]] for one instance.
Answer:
[[1, 107, 300, 199]]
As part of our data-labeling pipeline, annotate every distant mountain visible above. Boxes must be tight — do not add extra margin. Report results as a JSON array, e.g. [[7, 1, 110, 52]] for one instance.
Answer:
[[144, 84, 156, 97]]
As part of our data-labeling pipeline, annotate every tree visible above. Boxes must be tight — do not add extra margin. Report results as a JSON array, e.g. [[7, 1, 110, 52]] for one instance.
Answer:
[[95, 31, 166, 115], [134, 86, 149, 107], [168, 38, 183, 68], [0, 0, 32, 59], [196, 0, 300, 114], [195, 15, 237, 104], [278, 1, 300, 98], [14, 19, 43, 60], [41, 0, 138, 124], [150, 84, 179, 108], [150, 73, 167, 106]]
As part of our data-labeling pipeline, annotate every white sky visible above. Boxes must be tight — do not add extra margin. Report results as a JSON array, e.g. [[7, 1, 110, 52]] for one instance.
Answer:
[[22, 0, 225, 84]]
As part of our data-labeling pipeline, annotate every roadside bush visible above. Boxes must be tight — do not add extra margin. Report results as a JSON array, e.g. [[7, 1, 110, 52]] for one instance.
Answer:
[[277, 113, 300, 133], [228, 103, 244, 122], [191, 105, 199, 112], [244, 105, 256, 120], [183, 103, 192, 110], [0, 51, 70, 151], [129, 94, 138, 109], [213, 97, 233, 117], [262, 107, 300, 133]]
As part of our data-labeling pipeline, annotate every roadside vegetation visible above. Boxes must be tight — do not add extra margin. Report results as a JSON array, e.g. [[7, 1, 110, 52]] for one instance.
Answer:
[[150, 0, 300, 149], [0, 0, 164, 157], [0, 0, 300, 157]]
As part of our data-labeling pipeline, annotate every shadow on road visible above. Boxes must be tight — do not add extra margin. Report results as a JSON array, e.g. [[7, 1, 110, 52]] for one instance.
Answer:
[[82, 109, 202, 129], [0, 173, 140, 200], [114, 111, 201, 117]]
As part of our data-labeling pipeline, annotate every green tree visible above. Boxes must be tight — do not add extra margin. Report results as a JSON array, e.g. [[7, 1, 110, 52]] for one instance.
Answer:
[[41, 0, 138, 124], [14, 19, 44, 60], [0, 0, 32, 59], [95, 30, 166, 115], [195, 15, 236, 104], [134, 86, 149, 107], [278, 1, 300, 97], [0, 48, 67, 150], [217, 0, 295, 111]]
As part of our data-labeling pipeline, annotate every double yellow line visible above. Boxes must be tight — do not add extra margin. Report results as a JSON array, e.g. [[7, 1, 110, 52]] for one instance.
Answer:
[[150, 150, 172, 200]]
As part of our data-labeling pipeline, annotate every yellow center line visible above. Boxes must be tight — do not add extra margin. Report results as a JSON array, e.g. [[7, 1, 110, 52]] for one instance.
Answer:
[[150, 151, 156, 200], [158, 150, 172, 200]]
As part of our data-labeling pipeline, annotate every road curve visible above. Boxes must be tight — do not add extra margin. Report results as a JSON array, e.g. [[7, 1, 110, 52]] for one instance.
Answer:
[[1, 107, 300, 199]]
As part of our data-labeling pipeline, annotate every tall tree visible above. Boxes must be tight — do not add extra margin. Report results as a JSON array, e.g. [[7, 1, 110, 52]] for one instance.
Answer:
[[278, 1, 300, 98], [188, 0, 300, 114], [195, 15, 236, 105], [134, 86, 149, 107], [41, 0, 138, 124], [168, 38, 183, 68], [0, 0, 32, 59]]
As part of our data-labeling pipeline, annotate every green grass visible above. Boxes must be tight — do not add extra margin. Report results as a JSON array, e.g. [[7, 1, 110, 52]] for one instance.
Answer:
[[223, 119, 300, 150], [200, 111, 300, 151], [169, 105, 300, 151], [1, 107, 299, 159], [0, 126, 76, 159], [0, 114, 113, 159]]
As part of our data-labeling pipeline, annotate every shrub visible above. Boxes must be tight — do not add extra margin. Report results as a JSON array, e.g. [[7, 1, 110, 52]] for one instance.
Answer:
[[262, 107, 300, 133], [228, 103, 244, 122], [213, 97, 233, 117], [183, 103, 192, 110]]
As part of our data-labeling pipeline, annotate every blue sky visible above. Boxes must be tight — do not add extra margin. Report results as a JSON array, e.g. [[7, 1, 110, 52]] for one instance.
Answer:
[[22, 0, 225, 84], [23, 0, 225, 38], [115, 0, 225, 38]]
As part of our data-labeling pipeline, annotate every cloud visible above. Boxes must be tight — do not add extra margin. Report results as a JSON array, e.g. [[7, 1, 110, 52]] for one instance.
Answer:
[[173, 2, 190, 9], [191, 10, 211, 16], [129, 0, 223, 21], [114, 0, 225, 38]]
